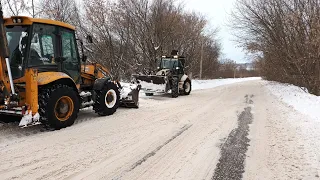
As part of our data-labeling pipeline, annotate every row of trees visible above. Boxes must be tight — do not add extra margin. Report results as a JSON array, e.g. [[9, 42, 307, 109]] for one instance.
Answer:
[[232, 0, 320, 95], [219, 59, 259, 78], [2, 0, 222, 80]]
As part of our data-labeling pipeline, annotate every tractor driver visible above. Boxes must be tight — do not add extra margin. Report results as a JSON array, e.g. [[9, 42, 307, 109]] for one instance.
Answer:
[[8, 32, 24, 78]]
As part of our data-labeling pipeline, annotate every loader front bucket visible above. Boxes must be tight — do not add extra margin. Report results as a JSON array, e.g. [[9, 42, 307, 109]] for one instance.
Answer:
[[132, 74, 167, 93], [119, 83, 141, 108], [133, 75, 166, 85]]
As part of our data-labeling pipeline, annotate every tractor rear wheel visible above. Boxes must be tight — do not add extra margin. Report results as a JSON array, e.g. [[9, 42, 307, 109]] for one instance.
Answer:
[[94, 82, 120, 116], [171, 77, 179, 98], [39, 84, 79, 130]]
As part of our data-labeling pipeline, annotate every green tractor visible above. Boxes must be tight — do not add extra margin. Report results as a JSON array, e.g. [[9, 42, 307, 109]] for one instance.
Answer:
[[134, 50, 192, 98]]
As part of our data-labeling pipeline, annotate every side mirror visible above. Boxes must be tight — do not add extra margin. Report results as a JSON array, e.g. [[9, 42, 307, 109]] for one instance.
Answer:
[[82, 55, 87, 62], [86, 35, 93, 43]]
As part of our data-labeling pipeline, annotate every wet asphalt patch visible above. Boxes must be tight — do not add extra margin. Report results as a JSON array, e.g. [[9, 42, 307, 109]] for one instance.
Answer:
[[212, 95, 254, 180]]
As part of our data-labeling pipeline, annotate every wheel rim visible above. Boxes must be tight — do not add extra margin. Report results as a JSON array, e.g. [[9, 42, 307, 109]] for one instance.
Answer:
[[105, 89, 117, 108], [54, 96, 74, 121], [185, 82, 191, 92]]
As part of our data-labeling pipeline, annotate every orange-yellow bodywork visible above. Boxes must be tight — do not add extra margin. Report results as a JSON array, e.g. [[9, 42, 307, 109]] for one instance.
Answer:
[[0, 16, 115, 118], [25, 69, 38, 115], [81, 63, 111, 79], [4, 16, 75, 30], [12, 72, 78, 114], [0, 57, 11, 95], [15, 72, 76, 86], [37, 72, 75, 86]]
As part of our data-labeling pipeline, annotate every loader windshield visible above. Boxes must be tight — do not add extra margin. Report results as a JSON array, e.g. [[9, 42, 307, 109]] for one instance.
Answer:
[[159, 58, 177, 70], [6, 25, 30, 79]]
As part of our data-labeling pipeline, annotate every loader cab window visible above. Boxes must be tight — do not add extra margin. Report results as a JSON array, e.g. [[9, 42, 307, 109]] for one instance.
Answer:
[[177, 60, 184, 74], [158, 58, 184, 75], [6, 25, 30, 79], [160, 59, 175, 70], [159, 58, 181, 70], [60, 29, 80, 82], [29, 24, 57, 67]]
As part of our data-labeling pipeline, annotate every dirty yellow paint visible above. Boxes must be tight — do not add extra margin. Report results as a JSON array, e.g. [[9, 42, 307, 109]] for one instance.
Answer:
[[4, 16, 75, 30], [25, 69, 38, 115], [37, 72, 74, 86]]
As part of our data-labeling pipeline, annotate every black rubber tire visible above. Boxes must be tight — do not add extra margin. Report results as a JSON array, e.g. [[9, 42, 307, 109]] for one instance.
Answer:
[[145, 93, 154, 96], [171, 77, 179, 98], [39, 84, 80, 130], [183, 79, 192, 95], [94, 82, 120, 116]]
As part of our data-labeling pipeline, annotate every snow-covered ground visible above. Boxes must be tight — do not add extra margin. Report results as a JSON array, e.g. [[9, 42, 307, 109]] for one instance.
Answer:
[[122, 77, 261, 96], [192, 77, 261, 90], [258, 81, 320, 180], [1, 78, 320, 180], [265, 81, 320, 121]]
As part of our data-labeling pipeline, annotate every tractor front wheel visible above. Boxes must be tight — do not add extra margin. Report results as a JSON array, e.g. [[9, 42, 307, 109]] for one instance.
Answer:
[[94, 82, 120, 116], [183, 79, 192, 95]]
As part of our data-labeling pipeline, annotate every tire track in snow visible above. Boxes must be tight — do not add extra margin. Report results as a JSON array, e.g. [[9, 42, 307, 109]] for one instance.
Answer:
[[129, 124, 193, 172], [212, 95, 254, 180]]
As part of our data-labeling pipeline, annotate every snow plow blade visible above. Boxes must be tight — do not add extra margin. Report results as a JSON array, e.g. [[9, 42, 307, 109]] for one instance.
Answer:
[[132, 75, 167, 93], [118, 82, 141, 108], [133, 75, 166, 85]]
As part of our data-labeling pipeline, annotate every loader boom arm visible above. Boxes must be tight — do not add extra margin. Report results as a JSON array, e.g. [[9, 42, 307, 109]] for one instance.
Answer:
[[0, 2, 12, 96]]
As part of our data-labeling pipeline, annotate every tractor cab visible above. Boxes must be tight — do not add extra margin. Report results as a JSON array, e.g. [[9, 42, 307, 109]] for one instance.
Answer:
[[156, 55, 186, 79], [5, 16, 81, 82]]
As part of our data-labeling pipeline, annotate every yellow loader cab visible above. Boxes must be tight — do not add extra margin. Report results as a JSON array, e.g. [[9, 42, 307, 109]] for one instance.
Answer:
[[0, 16, 140, 129]]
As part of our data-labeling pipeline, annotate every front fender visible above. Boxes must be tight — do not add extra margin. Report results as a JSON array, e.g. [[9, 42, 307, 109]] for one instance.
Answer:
[[37, 72, 75, 86], [93, 77, 111, 91], [180, 74, 189, 82]]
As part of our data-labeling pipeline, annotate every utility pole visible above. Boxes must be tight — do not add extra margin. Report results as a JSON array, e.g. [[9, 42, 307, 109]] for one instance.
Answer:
[[200, 39, 204, 79]]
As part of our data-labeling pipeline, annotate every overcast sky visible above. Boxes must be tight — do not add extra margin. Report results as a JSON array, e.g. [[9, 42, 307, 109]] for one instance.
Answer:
[[181, 0, 247, 63]]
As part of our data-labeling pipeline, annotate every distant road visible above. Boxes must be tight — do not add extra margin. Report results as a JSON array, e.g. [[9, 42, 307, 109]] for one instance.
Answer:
[[0, 80, 318, 180]]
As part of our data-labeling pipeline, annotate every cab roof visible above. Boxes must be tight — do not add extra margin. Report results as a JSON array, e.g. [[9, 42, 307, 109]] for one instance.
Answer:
[[4, 16, 75, 30]]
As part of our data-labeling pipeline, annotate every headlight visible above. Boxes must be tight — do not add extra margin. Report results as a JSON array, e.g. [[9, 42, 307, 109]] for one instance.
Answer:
[[12, 18, 23, 23]]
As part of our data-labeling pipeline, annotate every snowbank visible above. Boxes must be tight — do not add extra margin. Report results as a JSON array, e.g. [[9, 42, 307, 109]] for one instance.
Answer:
[[192, 77, 261, 90], [265, 81, 320, 121]]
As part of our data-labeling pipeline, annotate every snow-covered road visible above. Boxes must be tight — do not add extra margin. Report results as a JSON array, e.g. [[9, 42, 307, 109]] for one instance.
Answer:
[[0, 79, 319, 180]]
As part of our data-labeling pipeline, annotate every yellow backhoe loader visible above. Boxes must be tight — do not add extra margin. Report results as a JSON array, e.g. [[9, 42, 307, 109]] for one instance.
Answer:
[[0, 3, 140, 129]]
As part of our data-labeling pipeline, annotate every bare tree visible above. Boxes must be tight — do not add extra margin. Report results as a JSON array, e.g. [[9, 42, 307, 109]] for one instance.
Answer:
[[3, 0, 26, 16], [82, 0, 221, 80], [40, 0, 78, 25], [232, 0, 320, 95]]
